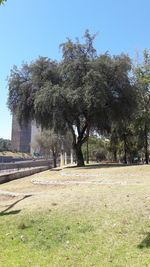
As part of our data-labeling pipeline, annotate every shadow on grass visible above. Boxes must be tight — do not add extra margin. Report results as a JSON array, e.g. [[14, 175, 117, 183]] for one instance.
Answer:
[[138, 232, 150, 249], [50, 169, 62, 172], [66, 163, 136, 170], [0, 195, 31, 215], [0, 210, 21, 216]]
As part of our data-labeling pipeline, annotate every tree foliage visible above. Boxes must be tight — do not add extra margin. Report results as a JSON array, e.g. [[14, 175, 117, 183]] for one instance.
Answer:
[[32, 129, 72, 167], [0, 138, 11, 152], [0, 0, 6, 4], [82, 135, 108, 162], [134, 49, 150, 164], [8, 31, 138, 166], [108, 122, 140, 163], [33, 129, 63, 168]]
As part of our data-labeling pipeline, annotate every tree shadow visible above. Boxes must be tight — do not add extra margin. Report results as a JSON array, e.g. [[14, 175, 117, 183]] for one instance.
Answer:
[[0, 195, 32, 216], [0, 210, 21, 216], [83, 164, 128, 169], [50, 169, 62, 171], [66, 163, 130, 170], [138, 232, 150, 249]]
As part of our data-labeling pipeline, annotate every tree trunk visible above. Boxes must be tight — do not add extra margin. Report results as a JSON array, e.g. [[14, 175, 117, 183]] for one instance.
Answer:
[[113, 149, 117, 162], [86, 139, 89, 164], [73, 143, 85, 167], [70, 149, 73, 164], [123, 135, 127, 164], [52, 152, 57, 168], [69, 121, 90, 167], [144, 123, 149, 164]]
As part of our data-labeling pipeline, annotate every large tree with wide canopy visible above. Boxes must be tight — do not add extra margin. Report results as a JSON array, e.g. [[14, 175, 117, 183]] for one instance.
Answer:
[[8, 31, 137, 166]]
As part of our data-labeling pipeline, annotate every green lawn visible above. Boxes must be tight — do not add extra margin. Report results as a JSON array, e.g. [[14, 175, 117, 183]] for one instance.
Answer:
[[0, 164, 150, 266]]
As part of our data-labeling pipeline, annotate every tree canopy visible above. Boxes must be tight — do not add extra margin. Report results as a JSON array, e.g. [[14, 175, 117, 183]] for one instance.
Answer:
[[0, 138, 11, 152], [8, 31, 138, 166], [133, 49, 150, 164], [0, 0, 6, 4]]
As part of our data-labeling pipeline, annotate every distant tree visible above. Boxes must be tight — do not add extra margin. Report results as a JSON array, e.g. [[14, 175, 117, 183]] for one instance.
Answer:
[[8, 31, 137, 167], [33, 130, 62, 167], [0, 138, 11, 152], [108, 126, 120, 162], [33, 129, 72, 167], [112, 122, 140, 163], [82, 135, 108, 162], [134, 49, 150, 164]]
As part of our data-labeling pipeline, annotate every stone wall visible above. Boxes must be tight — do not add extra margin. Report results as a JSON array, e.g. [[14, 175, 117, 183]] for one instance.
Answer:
[[0, 159, 52, 171], [0, 166, 50, 184]]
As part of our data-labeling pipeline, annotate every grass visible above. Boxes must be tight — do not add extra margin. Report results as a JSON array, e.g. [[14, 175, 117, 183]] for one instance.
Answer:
[[0, 163, 150, 266], [0, 151, 32, 158]]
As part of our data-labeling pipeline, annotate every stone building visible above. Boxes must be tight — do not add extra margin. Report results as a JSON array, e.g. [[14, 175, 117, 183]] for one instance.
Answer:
[[11, 114, 41, 154]]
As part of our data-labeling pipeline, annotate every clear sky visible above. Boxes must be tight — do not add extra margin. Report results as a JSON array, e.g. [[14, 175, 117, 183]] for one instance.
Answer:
[[0, 0, 149, 139]]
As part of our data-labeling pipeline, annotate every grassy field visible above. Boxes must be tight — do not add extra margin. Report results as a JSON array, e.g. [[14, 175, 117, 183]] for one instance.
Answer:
[[0, 164, 150, 267], [0, 151, 32, 158]]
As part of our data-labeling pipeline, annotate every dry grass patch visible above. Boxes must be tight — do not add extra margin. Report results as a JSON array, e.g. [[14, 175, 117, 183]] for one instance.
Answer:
[[0, 151, 32, 158], [0, 164, 150, 266]]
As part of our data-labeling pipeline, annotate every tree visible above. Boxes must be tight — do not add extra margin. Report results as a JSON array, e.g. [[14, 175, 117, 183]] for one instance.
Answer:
[[110, 122, 140, 163], [0, 138, 11, 152], [134, 49, 150, 164], [0, 0, 6, 4], [8, 57, 59, 123], [33, 130, 63, 168], [82, 135, 108, 162], [8, 31, 137, 167], [32, 129, 72, 167], [108, 126, 120, 162]]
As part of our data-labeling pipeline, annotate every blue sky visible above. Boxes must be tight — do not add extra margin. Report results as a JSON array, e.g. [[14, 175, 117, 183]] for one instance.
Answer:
[[0, 0, 149, 139]]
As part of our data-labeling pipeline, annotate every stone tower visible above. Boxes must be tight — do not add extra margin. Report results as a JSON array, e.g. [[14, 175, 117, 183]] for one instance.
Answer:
[[11, 114, 41, 153]]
